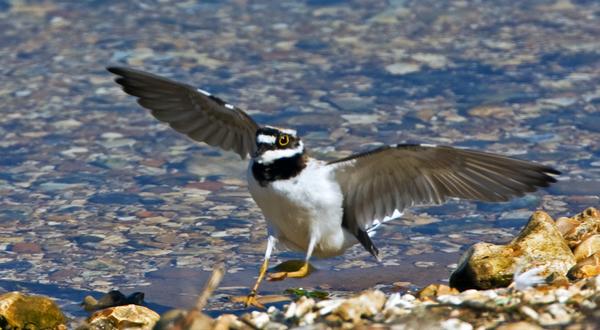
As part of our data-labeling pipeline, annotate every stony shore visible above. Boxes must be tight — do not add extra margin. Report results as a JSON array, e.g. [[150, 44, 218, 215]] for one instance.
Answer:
[[2, 207, 600, 329]]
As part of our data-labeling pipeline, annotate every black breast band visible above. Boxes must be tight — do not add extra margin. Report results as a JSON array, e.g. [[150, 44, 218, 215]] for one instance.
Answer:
[[252, 153, 306, 187]]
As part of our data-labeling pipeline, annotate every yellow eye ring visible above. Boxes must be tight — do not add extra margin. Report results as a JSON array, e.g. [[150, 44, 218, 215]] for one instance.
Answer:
[[278, 135, 290, 146]]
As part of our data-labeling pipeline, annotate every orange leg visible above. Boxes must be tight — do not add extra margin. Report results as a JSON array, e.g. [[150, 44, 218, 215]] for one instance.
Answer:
[[243, 235, 276, 308]]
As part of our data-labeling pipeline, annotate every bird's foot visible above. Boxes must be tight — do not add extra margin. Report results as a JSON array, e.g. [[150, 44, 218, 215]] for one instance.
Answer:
[[268, 260, 312, 281], [243, 291, 265, 309], [231, 291, 265, 309], [231, 292, 290, 308]]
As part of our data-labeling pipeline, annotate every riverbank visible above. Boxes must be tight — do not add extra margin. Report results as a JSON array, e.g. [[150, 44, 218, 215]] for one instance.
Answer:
[[2, 207, 599, 329]]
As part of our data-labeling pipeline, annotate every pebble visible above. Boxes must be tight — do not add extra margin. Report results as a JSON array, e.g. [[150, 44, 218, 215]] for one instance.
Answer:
[[326, 95, 376, 112], [60, 147, 88, 157], [541, 97, 578, 107], [52, 119, 82, 129], [10, 242, 42, 254], [228, 272, 600, 328], [341, 113, 381, 125], [441, 318, 473, 330], [385, 62, 421, 75], [101, 132, 124, 140], [411, 53, 449, 69], [14, 90, 31, 97], [573, 234, 600, 261]]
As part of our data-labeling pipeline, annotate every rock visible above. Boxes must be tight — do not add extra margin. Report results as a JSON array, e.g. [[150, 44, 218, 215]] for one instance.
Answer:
[[573, 234, 600, 261], [156, 309, 215, 330], [385, 62, 421, 75], [411, 53, 449, 69], [284, 296, 315, 319], [417, 284, 459, 300], [560, 207, 600, 249], [333, 290, 386, 324], [325, 95, 375, 112], [497, 321, 543, 330], [468, 105, 514, 119], [0, 291, 66, 329], [450, 211, 576, 290], [440, 318, 473, 330], [87, 304, 159, 330], [538, 303, 572, 326], [213, 314, 244, 330], [9, 242, 42, 254], [567, 252, 600, 280], [555, 216, 580, 236], [241, 311, 271, 329]]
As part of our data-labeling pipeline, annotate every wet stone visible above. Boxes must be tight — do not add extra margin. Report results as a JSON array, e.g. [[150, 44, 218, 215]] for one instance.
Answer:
[[9, 242, 42, 254], [450, 211, 576, 290], [324, 95, 376, 112], [88, 192, 142, 205], [0, 292, 66, 330], [86, 304, 159, 330]]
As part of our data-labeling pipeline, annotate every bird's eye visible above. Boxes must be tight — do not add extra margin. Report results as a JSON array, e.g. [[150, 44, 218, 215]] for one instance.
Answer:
[[278, 135, 290, 146]]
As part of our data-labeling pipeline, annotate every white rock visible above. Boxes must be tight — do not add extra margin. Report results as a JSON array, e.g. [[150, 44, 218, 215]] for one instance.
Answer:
[[437, 294, 463, 305], [411, 53, 449, 68], [440, 318, 473, 330], [53, 119, 82, 129], [250, 311, 270, 328], [101, 132, 124, 139], [316, 299, 343, 315], [385, 62, 421, 75], [60, 147, 88, 157]]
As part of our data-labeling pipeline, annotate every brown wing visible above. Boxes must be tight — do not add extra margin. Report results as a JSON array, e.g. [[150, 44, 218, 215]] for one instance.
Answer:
[[107, 66, 260, 158], [329, 144, 560, 233]]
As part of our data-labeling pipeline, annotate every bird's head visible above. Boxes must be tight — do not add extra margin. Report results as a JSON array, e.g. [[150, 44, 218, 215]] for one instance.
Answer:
[[254, 126, 304, 163]]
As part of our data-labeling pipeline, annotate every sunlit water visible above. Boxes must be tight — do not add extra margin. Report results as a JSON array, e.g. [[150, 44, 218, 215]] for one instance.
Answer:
[[1, 0, 599, 318]]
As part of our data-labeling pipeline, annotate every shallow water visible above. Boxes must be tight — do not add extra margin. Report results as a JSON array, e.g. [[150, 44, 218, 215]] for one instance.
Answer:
[[1, 0, 599, 318]]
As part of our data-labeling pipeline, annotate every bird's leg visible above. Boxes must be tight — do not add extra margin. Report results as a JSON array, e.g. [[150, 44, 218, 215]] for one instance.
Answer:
[[244, 235, 276, 308], [268, 236, 315, 281]]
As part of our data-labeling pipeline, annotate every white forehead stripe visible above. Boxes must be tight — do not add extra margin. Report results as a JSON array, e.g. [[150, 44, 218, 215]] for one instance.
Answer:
[[280, 128, 297, 137], [225, 103, 235, 110], [265, 125, 297, 138], [257, 141, 304, 164], [257, 134, 276, 144], [197, 88, 211, 96]]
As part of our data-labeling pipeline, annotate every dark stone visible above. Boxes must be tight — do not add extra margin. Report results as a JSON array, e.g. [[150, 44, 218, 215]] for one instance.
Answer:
[[295, 39, 329, 51], [88, 193, 141, 205], [306, 0, 347, 6], [0, 261, 33, 271]]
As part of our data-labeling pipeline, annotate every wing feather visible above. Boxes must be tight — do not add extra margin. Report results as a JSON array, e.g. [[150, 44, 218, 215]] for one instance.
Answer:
[[108, 66, 259, 158], [330, 144, 559, 234]]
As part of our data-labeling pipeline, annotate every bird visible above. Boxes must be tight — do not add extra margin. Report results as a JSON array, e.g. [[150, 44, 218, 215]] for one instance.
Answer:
[[107, 66, 560, 308]]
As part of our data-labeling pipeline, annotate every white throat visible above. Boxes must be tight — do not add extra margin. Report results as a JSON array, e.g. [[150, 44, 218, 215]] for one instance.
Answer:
[[256, 141, 304, 165]]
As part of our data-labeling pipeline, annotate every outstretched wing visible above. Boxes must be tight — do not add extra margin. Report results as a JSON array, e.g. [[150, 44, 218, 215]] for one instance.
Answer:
[[329, 144, 560, 255], [108, 66, 260, 158]]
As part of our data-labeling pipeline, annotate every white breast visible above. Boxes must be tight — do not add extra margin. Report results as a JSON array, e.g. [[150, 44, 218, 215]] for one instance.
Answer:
[[247, 159, 354, 257]]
